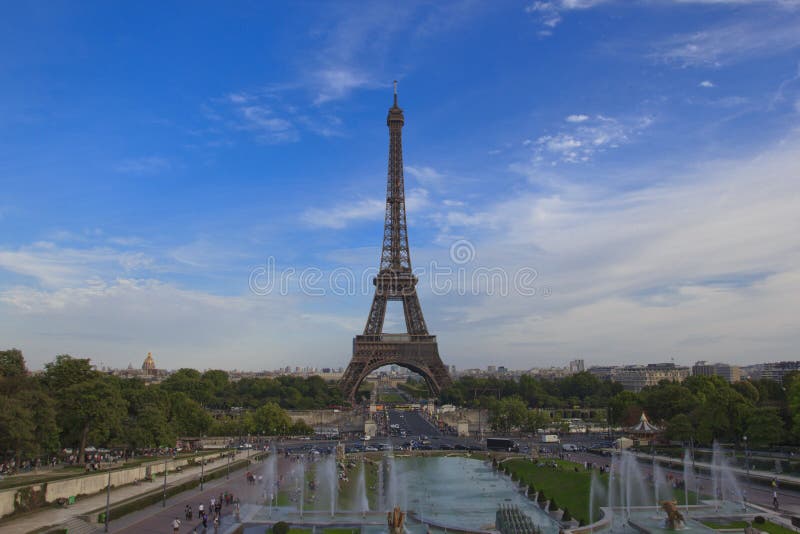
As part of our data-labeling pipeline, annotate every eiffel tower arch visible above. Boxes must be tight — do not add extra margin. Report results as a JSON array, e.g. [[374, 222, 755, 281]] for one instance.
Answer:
[[340, 83, 452, 402]]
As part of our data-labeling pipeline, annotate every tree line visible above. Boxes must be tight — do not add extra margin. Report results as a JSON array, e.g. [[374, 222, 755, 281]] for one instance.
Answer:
[[0, 350, 335, 465], [439, 371, 800, 447]]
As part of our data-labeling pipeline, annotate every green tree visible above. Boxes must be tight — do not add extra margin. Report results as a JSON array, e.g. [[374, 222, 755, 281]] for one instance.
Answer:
[[489, 397, 528, 433], [61, 378, 127, 463], [785, 374, 800, 442], [43, 354, 97, 391], [0, 348, 27, 378], [169, 393, 213, 436], [245, 402, 292, 436], [665, 413, 694, 442], [0, 396, 35, 464], [745, 407, 784, 447]]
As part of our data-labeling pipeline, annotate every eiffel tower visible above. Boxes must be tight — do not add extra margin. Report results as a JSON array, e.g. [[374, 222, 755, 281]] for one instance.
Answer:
[[340, 82, 452, 402]]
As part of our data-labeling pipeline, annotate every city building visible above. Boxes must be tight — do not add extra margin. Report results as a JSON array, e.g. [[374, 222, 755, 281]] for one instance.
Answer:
[[142, 352, 157, 376], [612, 363, 690, 392], [569, 359, 585, 373], [758, 361, 800, 383], [692, 361, 742, 383], [587, 366, 617, 381]]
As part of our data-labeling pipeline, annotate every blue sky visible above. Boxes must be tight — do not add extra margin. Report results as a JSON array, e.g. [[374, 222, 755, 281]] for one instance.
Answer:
[[1, 1, 799, 371]]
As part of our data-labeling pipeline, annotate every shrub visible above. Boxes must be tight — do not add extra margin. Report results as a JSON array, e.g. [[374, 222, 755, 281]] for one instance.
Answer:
[[537, 490, 547, 503], [549, 498, 559, 511], [561, 508, 571, 521], [273, 521, 290, 534], [528, 483, 536, 494], [754, 516, 765, 525]]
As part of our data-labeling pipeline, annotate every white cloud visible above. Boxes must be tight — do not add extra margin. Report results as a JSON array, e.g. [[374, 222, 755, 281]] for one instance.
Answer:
[[566, 114, 590, 122], [301, 198, 385, 229], [313, 68, 373, 105], [529, 114, 652, 164], [405, 165, 445, 188], [699, 80, 715, 88], [422, 134, 800, 366], [0, 243, 155, 288]]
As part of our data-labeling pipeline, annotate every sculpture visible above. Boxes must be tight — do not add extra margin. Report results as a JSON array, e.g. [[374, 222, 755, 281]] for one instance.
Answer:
[[661, 500, 685, 530], [388, 506, 405, 534]]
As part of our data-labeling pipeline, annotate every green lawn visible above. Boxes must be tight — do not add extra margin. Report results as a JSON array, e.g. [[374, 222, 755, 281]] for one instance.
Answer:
[[702, 520, 749, 529], [504, 459, 593, 524], [503, 458, 696, 526]]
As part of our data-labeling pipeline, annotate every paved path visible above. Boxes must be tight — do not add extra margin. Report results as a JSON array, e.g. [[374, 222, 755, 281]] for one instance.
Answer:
[[110, 457, 262, 534], [1, 451, 252, 534]]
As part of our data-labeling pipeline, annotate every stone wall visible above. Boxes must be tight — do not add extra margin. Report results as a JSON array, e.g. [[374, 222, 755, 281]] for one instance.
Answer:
[[0, 454, 222, 520]]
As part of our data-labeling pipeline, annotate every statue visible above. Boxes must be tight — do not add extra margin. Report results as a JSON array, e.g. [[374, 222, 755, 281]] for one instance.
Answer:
[[388, 506, 405, 534], [661, 500, 685, 530]]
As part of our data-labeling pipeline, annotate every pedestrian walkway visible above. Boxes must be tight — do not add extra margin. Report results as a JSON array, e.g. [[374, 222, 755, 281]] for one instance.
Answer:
[[630, 451, 800, 486], [0, 451, 251, 534]]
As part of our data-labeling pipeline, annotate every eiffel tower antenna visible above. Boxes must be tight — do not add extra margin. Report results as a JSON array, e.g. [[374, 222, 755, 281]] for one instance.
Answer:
[[340, 83, 452, 403]]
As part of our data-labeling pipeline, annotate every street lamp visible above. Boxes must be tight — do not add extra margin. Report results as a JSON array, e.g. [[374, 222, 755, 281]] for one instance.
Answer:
[[743, 436, 750, 501], [162, 458, 168, 507], [226, 451, 231, 480], [200, 454, 205, 491], [104, 468, 111, 532]]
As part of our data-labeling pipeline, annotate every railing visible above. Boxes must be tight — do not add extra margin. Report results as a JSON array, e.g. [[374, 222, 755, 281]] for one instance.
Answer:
[[355, 334, 437, 343]]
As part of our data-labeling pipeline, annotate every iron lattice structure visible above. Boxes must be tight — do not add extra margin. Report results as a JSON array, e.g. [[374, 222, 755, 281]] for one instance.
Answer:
[[340, 84, 452, 402]]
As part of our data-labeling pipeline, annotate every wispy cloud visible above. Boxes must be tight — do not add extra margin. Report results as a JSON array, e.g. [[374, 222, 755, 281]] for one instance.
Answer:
[[699, 80, 715, 88], [115, 156, 171, 174], [301, 198, 385, 229], [232, 101, 298, 143], [653, 17, 800, 67]]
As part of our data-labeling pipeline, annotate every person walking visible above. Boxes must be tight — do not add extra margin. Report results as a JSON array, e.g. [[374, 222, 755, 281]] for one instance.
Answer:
[[198, 502, 204, 518], [185, 504, 192, 521], [772, 490, 779, 510], [171, 517, 181, 533]]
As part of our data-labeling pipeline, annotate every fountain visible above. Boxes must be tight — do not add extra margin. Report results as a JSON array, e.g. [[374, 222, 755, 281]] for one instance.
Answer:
[[355, 457, 370, 517], [293, 456, 306, 518], [318, 453, 338, 517]]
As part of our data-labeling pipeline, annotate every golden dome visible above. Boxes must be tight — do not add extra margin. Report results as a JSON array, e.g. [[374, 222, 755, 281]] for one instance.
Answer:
[[142, 352, 156, 371]]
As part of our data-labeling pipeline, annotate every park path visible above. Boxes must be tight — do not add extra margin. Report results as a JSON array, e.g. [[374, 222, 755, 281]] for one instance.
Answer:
[[0, 451, 253, 534]]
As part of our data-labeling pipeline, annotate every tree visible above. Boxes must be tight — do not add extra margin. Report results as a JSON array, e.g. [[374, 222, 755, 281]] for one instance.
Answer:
[[245, 402, 292, 436], [665, 414, 694, 443], [0, 348, 27, 378], [169, 393, 213, 437], [60, 377, 127, 464], [489, 397, 528, 433], [0, 396, 35, 464], [745, 407, 784, 447], [43, 354, 96, 392], [784, 374, 800, 442]]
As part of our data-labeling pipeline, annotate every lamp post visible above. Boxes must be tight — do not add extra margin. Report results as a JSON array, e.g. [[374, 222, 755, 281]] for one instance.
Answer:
[[743, 436, 750, 501], [162, 458, 168, 507], [104, 468, 111, 532], [226, 451, 231, 480], [200, 455, 205, 491]]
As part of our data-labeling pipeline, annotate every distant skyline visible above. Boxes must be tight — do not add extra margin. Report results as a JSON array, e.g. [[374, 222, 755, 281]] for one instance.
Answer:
[[1, 2, 800, 371]]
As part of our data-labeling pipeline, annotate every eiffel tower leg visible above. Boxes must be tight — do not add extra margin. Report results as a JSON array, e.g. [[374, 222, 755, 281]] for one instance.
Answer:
[[401, 292, 428, 336], [363, 294, 388, 336]]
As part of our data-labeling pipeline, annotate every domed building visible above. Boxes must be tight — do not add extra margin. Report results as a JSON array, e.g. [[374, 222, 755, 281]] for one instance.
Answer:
[[142, 352, 157, 376]]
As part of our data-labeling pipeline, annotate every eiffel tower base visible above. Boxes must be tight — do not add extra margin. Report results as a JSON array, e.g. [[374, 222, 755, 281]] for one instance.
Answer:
[[340, 334, 452, 402]]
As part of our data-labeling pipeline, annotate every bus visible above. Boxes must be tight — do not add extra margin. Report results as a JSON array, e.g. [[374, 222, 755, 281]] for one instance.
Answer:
[[486, 437, 519, 452]]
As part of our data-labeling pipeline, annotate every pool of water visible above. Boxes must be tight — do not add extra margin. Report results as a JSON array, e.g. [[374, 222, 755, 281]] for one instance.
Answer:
[[244, 455, 560, 533]]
